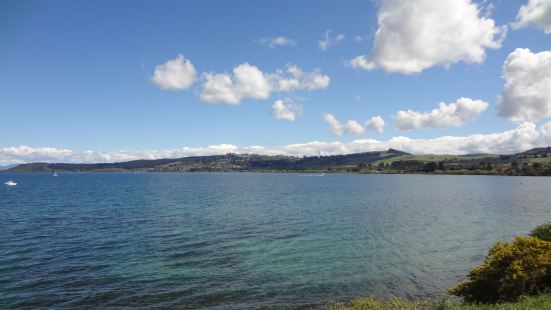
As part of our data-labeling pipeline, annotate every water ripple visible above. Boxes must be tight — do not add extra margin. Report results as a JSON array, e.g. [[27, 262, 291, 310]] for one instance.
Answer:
[[1, 173, 550, 308]]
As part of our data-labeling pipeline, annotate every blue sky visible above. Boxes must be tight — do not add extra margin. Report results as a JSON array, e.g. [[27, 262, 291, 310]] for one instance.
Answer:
[[1, 0, 551, 164]]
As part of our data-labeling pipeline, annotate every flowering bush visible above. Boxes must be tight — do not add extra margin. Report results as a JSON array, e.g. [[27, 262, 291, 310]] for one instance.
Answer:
[[450, 224, 551, 303]]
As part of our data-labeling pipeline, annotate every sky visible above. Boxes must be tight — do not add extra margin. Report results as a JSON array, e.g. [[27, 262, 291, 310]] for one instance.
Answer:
[[1, 0, 551, 164]]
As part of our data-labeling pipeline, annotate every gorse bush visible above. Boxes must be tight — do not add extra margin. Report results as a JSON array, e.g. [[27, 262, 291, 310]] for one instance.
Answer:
[[329, 224, 551, 309], [531, 223, 551, 242], [450, 224, 551, 303]]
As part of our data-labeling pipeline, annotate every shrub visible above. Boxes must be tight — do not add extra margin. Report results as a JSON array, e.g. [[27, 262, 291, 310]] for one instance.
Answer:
[[450, 232, 551, 303], [531, 223, 551, 242]]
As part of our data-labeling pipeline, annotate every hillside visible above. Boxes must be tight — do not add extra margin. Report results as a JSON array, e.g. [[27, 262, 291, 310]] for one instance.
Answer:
[[6, 149, 409, 173], [6, 147, 551, 176]]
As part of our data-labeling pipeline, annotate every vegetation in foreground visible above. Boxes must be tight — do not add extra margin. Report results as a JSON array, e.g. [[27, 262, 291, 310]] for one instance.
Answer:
[[450, 224, 551, 303], [329, 224, 551, 309], [328, 294, 551, 310]]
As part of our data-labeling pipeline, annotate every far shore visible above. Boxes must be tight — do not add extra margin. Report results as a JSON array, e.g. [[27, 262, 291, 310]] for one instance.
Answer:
[[3, 169, 550, 177]]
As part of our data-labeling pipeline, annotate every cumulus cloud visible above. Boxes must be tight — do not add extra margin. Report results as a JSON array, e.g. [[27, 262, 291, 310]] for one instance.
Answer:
[[200, 63, 271, 104], [4, 123, 551, 165], [395, 98, 488, 130], [272, 99, 303, 121], [258, 36, 297, 47], [0, 146, 74, 165], [513, 0, 551, 34], [365, 116, 385, 133], [151, 54, 197, 90], [319, 30, 345, 51], [323, 114, 366, 136], [497, 48, 551, 122], [152, 56, 329, 104], [323, 114, 384, 136], [350, 0, 506, 74], [323, 113, 345, 136], [200, 64, 329, 104], [268, 65, 330, 92], [345, 120, 366, 135]]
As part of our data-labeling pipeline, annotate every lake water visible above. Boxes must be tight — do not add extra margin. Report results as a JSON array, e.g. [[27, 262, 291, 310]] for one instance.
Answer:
[[1, 173, 550, 308]]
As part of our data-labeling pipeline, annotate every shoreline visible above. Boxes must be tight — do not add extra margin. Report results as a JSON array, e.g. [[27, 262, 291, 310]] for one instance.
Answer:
[[2, 169, 550, 177]]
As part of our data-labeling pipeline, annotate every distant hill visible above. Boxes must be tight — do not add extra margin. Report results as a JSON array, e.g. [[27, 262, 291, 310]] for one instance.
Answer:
[[0, 164, 17, 171], [5, 147, 551, 176], [516, 146, 551, 156], [6, 149, 410, 173]]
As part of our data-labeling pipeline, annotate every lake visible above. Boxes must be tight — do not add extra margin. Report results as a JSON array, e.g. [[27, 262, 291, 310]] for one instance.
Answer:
[[1, 173, 550, 308]]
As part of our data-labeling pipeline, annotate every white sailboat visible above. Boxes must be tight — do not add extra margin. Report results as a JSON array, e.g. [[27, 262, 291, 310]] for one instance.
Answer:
[[53, 170, 58, 177]]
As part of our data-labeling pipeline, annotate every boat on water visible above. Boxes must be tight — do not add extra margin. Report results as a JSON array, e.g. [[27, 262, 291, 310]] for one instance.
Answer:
[[4, 180, 17, 186], [53, 170, 58, 177]]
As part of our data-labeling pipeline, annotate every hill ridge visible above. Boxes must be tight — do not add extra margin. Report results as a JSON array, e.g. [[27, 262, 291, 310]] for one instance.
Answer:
[[5, 147, 551, 176]]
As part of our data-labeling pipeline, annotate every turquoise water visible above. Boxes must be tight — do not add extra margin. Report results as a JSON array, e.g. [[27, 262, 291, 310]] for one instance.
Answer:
[[1, 173, 550, 309]]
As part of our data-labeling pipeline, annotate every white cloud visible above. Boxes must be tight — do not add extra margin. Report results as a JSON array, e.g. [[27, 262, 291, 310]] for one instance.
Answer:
[[272, 99, 302, 121], [350, 0, 506, 74], [0, 146, 74, 165], [354, 35, 368, 42], [269, 65, 330, 91], [4, 123, 551, 165], [319, 30, 345, 51], [323, 114, 384, 136], [497, 48, 551, 122], [395, 98, 488, 130], [200, 63, 271, 104], [151, 54, 197, 90], [366, 116, 385, 133], [513, 0, 551, 34], [323, 114, 366, 136], [258, 36, 297, 47], [200, 64, 329, 104], [345, 120, 366, 135], [323, 113, 344, 136]]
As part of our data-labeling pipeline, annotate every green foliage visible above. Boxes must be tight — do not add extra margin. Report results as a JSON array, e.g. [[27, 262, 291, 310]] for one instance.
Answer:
[[423, 162, 438, 172], [450, 232, 551, 303], [327, 296, 430, 310], [531, 224, 551, 242], [328, 295, 551, 310]]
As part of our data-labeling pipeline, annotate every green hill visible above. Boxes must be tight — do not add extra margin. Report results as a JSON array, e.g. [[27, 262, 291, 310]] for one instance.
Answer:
[[6, 149, 410, 173], [6, 147, 551, 176]]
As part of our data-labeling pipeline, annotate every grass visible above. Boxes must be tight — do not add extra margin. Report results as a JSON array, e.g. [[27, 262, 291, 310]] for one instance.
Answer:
[[370, 154, 550, 167], [327, 294, 551, 310], [370, 154, 500, 166]]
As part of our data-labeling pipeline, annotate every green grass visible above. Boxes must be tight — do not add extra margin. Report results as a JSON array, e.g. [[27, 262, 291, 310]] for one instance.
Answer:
[[370, 154, 501, 166], [327, 294, 551, 310], [370, 154, 551, 167]]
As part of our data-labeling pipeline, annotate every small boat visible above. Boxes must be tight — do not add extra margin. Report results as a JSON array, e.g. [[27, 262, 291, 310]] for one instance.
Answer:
[[53, 170, 58, 177], [4, 180, 17, 186]]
